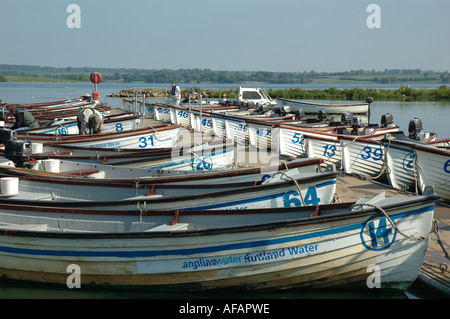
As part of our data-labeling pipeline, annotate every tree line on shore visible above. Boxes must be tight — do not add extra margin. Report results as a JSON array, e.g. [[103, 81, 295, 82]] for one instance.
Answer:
[[1, 65, 449, 85]]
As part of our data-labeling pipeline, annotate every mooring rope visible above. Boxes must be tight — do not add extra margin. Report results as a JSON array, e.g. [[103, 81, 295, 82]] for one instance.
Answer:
[[351, 202, 450, 262], [273, 163, 305, 206]]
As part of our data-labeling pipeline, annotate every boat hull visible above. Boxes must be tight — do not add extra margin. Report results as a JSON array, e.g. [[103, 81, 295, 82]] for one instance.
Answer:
[[0, 195, 437, 291], [415, 145, 450, 201], [278, 98, 369, 114]]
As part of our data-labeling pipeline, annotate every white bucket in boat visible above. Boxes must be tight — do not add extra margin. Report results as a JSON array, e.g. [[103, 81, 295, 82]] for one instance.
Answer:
[[32, 142, 43, 154], [1, 177, 19, 195], [44, 159, 60, 173], [0, 120, 4, 127]]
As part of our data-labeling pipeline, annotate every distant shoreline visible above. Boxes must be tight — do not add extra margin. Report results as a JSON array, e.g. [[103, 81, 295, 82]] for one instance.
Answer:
[[107, 86, 450, 102]]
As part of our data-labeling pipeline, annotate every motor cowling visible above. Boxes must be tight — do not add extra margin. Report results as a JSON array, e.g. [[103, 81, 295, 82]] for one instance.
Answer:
[[351, 115, 363, 134], [381, 113, 394, 127], [4, 140, 34, 168], [295, 108, 305, 120], [0, 106, 7, 121], [408, 118, 423, 140], [318, 109, 327, 121], [341, 112, 353, 125], [0, 128, 17, 144]]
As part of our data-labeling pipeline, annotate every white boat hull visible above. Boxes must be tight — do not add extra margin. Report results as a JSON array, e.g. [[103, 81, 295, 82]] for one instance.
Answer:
[[415, 145, 450, 201], [0, 193, 437, 291], [341, 139, 385, 178], [278, 98, 369, 114]]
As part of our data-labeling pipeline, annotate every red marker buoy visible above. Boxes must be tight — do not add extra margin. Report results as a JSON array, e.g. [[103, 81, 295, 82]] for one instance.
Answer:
[[90, 72, 102, 104], [90, 72, 102, 85]]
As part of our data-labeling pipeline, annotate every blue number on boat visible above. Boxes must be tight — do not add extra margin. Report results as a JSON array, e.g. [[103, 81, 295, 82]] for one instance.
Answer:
[[283, 190, 302, 207], [304, 187, 320, 205], [192, 156, 213, 171], [322, 144, 336, 157], [138, 135, 154, 148], [115, 123, 123, 132], [402, 152, 416, 175], [445, 159, 450, 174], [256, 128, 270, 137], [291, 133, 304, 145], [360, 215, 397, 251], [360, 146, 383, 161], [236, 123, 247, 132], [201, 119, 212, 127], [283, 187, 320, 207], [178, 111, 188, 118], [57, 127, 68, 135]]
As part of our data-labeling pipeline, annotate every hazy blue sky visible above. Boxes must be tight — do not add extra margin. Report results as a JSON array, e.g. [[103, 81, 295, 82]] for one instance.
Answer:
[[0, 0, 448, 72]]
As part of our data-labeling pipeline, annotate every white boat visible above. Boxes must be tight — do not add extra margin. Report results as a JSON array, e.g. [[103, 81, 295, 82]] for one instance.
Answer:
[[341, 136, 387, 179], [12, 125, 180, 150], [122, 98, 155, 119], [276, 122, 400, 158], [18, 112, 141, 135], [278, 98, 370, 114], [0, 163, 334, 200], [3, 139, 234, 170], [2, 98, 88, 110], [0, 190, 439, 291], [414, 143, 450, 201], [383, 138, 419, 192], [0, 169, 338, 211], [0, 157, 326, 184]]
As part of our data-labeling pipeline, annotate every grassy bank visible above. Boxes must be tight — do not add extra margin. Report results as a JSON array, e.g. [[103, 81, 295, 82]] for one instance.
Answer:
[[266, 85, 450, 101], [109, 85, 450, 102]]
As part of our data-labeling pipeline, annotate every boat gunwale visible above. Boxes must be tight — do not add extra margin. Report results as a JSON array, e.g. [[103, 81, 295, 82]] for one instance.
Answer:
[[0, 157, 325, 184], [0, 195, 439, 239], [0, 171, 339, 206]]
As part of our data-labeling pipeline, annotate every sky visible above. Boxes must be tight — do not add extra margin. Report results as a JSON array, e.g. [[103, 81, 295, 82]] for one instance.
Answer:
[[0, 0, 449, 73]]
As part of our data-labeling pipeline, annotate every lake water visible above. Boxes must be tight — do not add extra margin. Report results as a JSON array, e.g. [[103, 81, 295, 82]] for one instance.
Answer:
[[0, 82, 447, 300], [1, 82, 448, 139]]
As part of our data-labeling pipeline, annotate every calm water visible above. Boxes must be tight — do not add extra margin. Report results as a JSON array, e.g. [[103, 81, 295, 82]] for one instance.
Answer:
[[0, 82, 447, 299]]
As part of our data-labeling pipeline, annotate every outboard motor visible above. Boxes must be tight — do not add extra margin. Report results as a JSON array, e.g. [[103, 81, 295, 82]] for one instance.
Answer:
[[317, 108, 327, 121], [281, 105, 290, 116], [257, 102, 271, 114], [340, 112, 353, 125], [408, 118, 423, 140], [351, 115, 363, 135], [4, 140, 34, 168], [295, 108, 305, 120], [380, 113, 394, 127], [81, 94, 92, 102], [0, 106, 7, 121], [0, 128, 17, 145], [366, 97, 374, 104]]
